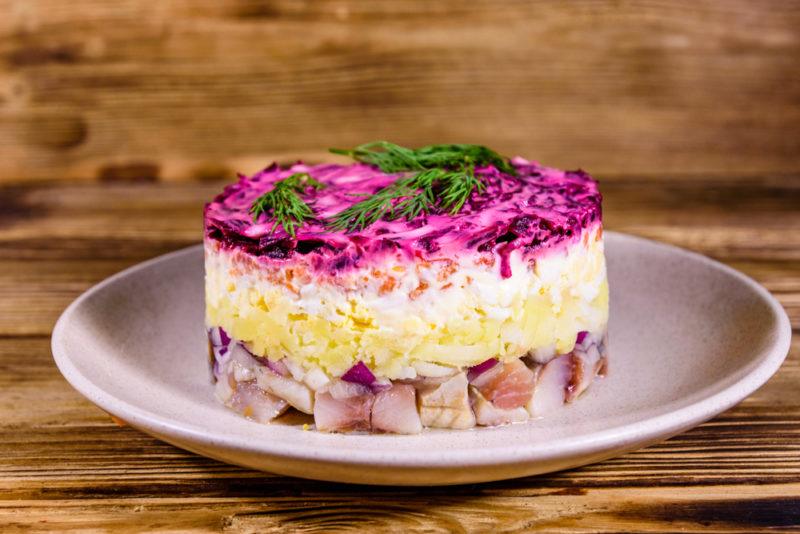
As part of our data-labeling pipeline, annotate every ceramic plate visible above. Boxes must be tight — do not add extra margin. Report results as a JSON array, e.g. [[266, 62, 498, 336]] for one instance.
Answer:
[[51, 232, 791, 485]]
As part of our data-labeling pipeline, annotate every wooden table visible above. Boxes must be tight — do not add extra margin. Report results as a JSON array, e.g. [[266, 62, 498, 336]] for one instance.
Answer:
[[2, 0, 799, 529], [1, 175, 798, 532]]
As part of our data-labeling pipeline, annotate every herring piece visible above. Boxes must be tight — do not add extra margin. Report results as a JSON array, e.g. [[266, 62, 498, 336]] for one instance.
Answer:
[[214, 370, 235, 403], [372, 384, 422, 434], [255, 366, 314, 414], [229, 343, 255, 370], [283, 358, 307, 382], [229, 381, 288, 423], [303, 367, 331, 391], [471, 359, 536, 410], [528, 354, 572, 416], [470, 387, 529, 426], [418, 372, 476, 429], [314, 381, 374, 432], [569, 343, 603, 402], [328, 379, 371, 400], [232, 361, 256, 383]]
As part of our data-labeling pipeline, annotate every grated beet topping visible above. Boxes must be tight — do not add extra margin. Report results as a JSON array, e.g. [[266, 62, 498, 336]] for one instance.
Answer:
[[204, 158, 602, 277]]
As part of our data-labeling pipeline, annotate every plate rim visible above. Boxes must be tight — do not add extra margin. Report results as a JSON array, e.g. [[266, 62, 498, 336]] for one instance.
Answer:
[[51, 231, 792, 469]]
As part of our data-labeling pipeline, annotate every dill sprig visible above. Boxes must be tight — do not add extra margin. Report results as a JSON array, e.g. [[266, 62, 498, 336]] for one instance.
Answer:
[[249, 172, 324, 237], [327, 141, 514, 232]]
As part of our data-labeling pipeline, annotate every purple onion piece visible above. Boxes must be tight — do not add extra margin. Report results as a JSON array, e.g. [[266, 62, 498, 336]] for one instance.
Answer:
[[467, 358, 498, 382], [341, 361, 376, 385], [576, 331, 588, 344], [219, 327, 231, 346]]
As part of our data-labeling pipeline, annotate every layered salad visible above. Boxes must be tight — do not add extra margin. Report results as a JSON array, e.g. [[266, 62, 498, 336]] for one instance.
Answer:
[[204, 142, 608, 433]]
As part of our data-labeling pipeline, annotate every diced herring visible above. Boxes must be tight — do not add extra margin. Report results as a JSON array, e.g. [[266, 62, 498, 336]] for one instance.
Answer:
[[528, 353, 572, 416], [470, 387, 529, 426], [471, 359, 536, 410], [418, 372, 476, 429], [303, 367, 331, 391], [372, 384, 422, 434], [214, 370, 235, 403], [229, 381, 288, 423], [314, 382, 374, 432], [255, 366, 314, 414], [568, 343, 602, 402]]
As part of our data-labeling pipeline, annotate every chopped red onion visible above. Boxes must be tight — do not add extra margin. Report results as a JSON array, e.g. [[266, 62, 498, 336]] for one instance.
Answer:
[[467, 358, 498, 382], [219, 327, 231, 346], [341, 361, 376, 385], [576, 331, 588, 344]]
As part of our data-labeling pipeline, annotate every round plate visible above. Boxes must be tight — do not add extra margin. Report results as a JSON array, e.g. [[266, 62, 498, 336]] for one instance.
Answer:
[[51, 232, 791, 485]]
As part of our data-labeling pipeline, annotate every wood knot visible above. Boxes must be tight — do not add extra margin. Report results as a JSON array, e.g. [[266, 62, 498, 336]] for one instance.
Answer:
[[19, 114, 88, 149], [8, 43, 81, 67], [99, 162, 161, 183]]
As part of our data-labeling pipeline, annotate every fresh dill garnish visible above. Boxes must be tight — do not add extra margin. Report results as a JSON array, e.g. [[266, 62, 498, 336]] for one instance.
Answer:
[[249, 172, 324, 237], [327, 141, 514, 232]]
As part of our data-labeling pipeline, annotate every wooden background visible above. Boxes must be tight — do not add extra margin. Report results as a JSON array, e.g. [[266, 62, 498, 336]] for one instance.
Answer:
[[0, 0, 799, 183], [1, 1, 800, 532]]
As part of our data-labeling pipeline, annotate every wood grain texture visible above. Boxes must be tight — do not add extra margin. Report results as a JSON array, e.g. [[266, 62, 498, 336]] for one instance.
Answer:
[[1, 0, 799, 184], [0, 176, 798, 532]]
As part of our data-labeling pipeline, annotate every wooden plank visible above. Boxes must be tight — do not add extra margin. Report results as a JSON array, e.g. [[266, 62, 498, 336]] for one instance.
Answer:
[[0, 0, 799, 183], [0, 485, 798, 533]]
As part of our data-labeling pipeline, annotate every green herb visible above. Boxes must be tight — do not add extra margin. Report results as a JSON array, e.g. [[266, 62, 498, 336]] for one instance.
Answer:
[[327, 141, 514, 232], [249, 172, 324, 237]]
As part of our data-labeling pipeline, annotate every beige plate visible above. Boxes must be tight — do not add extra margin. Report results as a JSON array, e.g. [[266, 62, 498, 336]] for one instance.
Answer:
[[51, 232, 791, 485]]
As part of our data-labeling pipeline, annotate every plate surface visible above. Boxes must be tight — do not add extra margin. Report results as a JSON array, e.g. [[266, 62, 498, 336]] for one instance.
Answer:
[[51, 232, 791, 485]]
